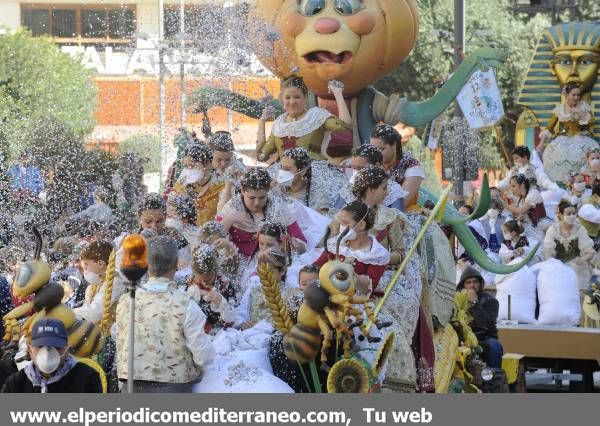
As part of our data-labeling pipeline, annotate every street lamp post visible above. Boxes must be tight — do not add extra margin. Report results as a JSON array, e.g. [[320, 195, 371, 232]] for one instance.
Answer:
[[158, 0, 166, 190], [453, 0, 466, 202], [179, 0, 186, 128]]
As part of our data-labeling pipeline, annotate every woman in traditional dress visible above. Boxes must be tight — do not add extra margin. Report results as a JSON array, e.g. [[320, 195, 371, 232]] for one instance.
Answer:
[[313, 200, 390, 293], [185, 244, 237, 335], [502, 174, 549, 241], [134, 193, 190, 266], [350, 166, 408, 270], [275, 147, 344, 216], [476, 199, 507, 255], [565, 172, 591, 208], [217, 168, 307, 260], [370, 124, 425, 209], [349, 165, 425, 391], [197, 221, 240, 286], [581, 149, 600, 187], [193, 248, 295, 394], [172, 143, 225, 227], [165, 193, 201, 250], [539, 82, 599, 184], [543, 201, 595, 289], [234, 249, 301, 331], [335, 145, 407, 212], [499, 220, 537, 264], [256, 77, 351, 163]]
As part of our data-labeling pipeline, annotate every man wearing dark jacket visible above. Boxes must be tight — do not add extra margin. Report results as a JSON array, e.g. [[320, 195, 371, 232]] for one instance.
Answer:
[[1, 319, 102, 393], [457, 267, 503, 368]]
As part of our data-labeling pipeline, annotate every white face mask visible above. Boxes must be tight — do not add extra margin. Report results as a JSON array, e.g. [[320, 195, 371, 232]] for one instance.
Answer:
[[344, 166, 354, 180], [348, 170, 358, 185], [488, 209, 499, 220], [35, 346, 62, 375], [83, 270, 102, 285], [339, 224, 358, 243], [564, 215, 577, 225], [179, 168, 204, 185], [590, 159, 600, 168], [165, 217, 183, 230], [502, 232, 512, 241], [186, 285, 201, 303], [573, 182, 586, 192], [276, 169, 295, 188]]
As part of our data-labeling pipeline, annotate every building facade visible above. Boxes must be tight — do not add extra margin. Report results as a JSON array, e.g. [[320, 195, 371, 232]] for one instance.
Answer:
[[0, 1, 276, 148]]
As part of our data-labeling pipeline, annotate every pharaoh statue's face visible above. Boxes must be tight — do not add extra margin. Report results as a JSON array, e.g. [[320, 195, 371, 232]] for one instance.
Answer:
[[552, 49, 600, 94]]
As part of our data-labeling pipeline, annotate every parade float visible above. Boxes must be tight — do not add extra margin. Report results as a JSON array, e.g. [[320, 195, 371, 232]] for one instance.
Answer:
[[184, 0, 544, 393], [191, 0, 533, 274], [516, 21, 599, 185], [499, 21, 600, 392]]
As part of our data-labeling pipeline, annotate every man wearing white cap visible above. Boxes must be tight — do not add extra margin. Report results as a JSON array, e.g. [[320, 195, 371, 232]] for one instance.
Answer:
[[578, 203, 600, 257]]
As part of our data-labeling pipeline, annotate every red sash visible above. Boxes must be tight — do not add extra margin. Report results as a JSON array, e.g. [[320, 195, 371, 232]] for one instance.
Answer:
[[281, 136, 298, 151]]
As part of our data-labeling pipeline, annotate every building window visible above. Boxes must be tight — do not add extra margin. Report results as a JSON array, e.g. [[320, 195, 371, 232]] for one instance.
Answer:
[[22, 8, 49, 36], [82, 9, 107, 38], [52, 9, 76, 38], [163, 5, 244, 51], [21, 4, 136, 44]]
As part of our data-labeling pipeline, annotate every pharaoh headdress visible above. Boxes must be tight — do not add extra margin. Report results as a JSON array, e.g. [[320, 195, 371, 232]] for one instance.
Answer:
[[517, 22, 600, 141]]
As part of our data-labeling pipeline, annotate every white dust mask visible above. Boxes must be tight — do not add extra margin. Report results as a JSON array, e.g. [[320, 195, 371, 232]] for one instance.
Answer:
[[83, 271, 102, 285], [165, 217, 183, 230], [564, 215, 577, 225], [488, 209, 499, 220], [339, 225, 358, 243], [35, 346, 62, 375], [180, 168, 204, 185], [344, 167, 354, 180], [186, 285, 202, 303], [590, 159, 600, 168], [502, 232, 512, 241], [573, 182, 586, 192], [276, 170, 295, 188], [348, 170, 358, 186]]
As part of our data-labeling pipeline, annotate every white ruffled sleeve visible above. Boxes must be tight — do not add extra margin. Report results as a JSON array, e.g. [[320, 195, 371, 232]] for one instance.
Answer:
[[543, 225, 558, 260], [184, 301, 216, 369], [404, 165, 426, 179], [498, 243, 514, 264]]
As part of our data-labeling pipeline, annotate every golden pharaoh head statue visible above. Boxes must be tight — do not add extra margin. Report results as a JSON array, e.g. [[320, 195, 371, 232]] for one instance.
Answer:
[[545, 22, 600, 94], [517, 22, 600, 140]]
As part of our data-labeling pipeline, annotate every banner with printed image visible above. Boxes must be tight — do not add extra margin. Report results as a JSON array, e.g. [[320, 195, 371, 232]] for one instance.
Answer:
[[457, 68, 504, 129]]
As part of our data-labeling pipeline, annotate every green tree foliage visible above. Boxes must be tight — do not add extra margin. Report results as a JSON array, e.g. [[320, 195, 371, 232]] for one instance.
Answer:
[[375, 0, 551, 121], [574, 0, 600, 21], [0, 30, 96, 159], [118, 133, 160, 173], [375, 0, 552, 175]]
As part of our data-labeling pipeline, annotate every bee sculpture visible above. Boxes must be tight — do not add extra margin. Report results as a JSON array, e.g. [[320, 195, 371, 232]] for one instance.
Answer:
[[2, 228, 103, 357], [259, 229, 391, 366]]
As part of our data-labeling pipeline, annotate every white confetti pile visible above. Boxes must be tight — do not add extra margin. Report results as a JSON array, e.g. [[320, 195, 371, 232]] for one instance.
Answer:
[[223, 361, 262, 387]]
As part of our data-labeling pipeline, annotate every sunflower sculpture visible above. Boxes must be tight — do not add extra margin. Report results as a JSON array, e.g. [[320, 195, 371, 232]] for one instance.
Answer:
[[327, 358, 371, 393]]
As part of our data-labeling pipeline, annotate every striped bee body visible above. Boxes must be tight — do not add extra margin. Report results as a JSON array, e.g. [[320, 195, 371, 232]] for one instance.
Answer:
[[283, 283, 332, 364], [283, 320, 322, 364]]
